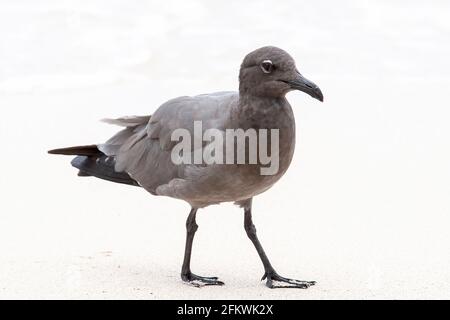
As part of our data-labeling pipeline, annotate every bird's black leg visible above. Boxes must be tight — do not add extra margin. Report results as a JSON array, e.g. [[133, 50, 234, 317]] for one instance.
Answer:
[[244, 202, 316, 289], [181, 208, 224, 287]]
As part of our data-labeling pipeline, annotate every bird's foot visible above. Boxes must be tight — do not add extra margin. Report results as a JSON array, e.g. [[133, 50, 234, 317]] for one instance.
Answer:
[[182, 272, 225, 287], [262, 272, 316, 289]]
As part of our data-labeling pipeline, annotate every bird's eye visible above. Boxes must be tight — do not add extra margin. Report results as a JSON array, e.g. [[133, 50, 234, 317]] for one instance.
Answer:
[[260, 60, 274, 74]]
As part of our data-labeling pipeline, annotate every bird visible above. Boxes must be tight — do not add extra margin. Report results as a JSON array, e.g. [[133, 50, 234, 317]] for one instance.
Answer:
[[49, 46, 323, 289]]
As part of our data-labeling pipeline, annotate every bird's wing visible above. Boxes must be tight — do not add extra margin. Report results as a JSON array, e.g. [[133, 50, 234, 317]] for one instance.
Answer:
[[99, 91, 238, 194]]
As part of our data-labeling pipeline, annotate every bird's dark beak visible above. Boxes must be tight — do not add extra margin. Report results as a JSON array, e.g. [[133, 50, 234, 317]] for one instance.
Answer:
[[283, 74, 324, 102]]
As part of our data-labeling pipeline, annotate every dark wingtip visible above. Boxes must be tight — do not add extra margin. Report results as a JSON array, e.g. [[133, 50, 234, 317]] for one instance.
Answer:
[[47, 145, 100, 156], [48, 148, 73, 155]]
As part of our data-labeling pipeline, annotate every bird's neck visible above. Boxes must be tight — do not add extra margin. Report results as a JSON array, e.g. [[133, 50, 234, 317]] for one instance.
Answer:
[[232, 93, 290, 129]]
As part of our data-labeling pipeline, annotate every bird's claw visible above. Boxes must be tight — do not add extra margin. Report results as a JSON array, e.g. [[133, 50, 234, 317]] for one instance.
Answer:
[[182, 272, 225, 287], [262, 272, 316, 289]]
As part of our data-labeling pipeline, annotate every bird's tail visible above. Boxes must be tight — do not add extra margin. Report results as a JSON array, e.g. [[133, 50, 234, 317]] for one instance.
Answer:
[[48, 145, 140, 187]]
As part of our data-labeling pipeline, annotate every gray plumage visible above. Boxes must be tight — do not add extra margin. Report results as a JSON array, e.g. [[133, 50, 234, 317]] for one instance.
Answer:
[[49, 46, 323, 288], [97, 92, 293, 208]]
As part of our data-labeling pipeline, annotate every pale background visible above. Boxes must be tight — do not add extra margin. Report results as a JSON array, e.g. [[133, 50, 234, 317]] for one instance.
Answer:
[[1, 0, 449, 299]]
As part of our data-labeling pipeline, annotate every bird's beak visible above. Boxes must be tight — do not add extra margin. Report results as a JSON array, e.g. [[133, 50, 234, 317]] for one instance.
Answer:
[[283, 74, 324, 102]]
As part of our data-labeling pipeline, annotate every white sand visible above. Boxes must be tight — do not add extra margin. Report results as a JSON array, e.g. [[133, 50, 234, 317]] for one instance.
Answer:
[[1, 0, 450, 299]]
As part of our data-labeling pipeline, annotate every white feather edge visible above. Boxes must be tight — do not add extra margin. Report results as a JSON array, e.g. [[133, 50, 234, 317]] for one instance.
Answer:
[[101, 116, 151, 127]]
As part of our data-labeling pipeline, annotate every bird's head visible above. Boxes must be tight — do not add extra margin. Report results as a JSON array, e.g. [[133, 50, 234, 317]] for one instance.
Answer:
[[239, 46, 323, 101]]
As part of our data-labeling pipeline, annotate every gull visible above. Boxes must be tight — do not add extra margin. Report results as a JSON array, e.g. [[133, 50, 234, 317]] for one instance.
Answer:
[[49, 46, 323, 288]]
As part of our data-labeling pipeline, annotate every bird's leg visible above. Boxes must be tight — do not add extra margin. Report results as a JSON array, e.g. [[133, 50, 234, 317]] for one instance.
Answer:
[[181, 208, 224, 287], [244, 204, 316, 289]]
